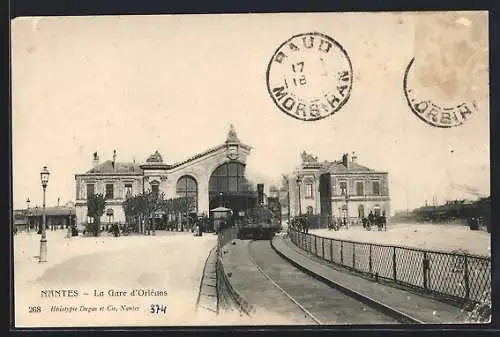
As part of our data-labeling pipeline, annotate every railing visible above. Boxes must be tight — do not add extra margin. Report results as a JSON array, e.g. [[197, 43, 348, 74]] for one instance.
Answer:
[[215, 227, 252, 315], [288, 227, 491, 305]]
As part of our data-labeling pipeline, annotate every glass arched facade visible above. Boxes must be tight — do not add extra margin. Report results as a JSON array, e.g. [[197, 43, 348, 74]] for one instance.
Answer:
[[176, 175, 198, 212], [209, 162, 250, 194]]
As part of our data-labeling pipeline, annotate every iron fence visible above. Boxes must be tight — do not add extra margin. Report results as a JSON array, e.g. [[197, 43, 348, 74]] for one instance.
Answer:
[[288, 227, 491, 305]]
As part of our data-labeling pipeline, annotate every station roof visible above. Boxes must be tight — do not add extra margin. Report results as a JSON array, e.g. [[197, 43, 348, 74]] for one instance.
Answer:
[[19, 206, 76, 217], [323, 160, 374, 173], [86, 161, 143, 174]]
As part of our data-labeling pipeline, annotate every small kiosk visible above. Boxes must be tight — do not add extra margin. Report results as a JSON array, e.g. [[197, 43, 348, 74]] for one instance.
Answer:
[[210, 206, 233, 234]]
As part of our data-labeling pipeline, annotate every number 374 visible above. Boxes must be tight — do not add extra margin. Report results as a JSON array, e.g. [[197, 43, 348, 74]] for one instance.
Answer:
[[149, 304, 167, 314]]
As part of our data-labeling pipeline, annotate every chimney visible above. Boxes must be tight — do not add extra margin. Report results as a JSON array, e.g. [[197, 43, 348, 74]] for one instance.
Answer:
[[112, 150, 117, 170], [92, 152, 100, 167], [342, 153, 350, 169], [352, 152, 358, 163]]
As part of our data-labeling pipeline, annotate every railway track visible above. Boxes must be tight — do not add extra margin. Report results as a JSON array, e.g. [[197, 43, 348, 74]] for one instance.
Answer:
[[247, 240, 423, 325]]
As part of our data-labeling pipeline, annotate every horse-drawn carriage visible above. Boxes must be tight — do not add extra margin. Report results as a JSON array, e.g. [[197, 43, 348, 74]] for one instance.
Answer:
[[361, 211, 387, 231]]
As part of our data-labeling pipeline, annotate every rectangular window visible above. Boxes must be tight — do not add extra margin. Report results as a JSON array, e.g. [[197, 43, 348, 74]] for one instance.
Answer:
[[86, 184, 95, 199], [339, 181, 347, 195], [151, 184, 159, 197], [105, 184, 114, 199], [372, 181, 380, 195], [125, 184, 133, 197], [305, 184, 313, 199], [356, 181, 364, 196]]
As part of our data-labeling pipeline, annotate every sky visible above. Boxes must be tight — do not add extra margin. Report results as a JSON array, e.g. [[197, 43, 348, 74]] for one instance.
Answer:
[[11, 12, 490, 213]]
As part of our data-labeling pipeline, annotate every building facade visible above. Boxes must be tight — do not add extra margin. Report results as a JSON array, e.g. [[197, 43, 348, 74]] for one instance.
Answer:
[[74, 126, 256, 226], [14, 203, 77, 232], [287, 151, 390, 222]]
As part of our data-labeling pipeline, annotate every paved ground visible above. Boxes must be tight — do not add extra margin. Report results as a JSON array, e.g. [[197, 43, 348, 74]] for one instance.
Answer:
[[221, 239, 316, 325], [273, 234, 469, 324], [311, 223, 490, 256], [247, 240, 399, 325], [13, 230, 221, 327]]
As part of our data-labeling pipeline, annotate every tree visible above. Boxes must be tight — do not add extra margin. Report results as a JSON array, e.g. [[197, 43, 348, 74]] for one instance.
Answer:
[[87, 193, 106, 236], [144, 191, 165, 236]]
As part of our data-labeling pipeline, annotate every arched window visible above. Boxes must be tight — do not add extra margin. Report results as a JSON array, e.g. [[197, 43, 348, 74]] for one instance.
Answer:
[[176, 176, 198, 212], [209, 162, 249, 194], [358, 204, 365, 218]]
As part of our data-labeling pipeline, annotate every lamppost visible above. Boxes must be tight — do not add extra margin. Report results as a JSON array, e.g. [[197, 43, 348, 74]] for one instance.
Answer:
[[34, 206, 39, 232], [39, 166, 50, 263], [282, 175, 291, 226], [296, 175, 302, 216], [345, 193, 350, 229], [67, 207, 72, 238], [26, 198, 30, 232], [219, 192, 224, 208]]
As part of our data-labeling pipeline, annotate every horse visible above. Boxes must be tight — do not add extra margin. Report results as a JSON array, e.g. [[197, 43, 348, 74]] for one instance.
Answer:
[[362, 217, 371, 231], [376, 215, 387, 231]]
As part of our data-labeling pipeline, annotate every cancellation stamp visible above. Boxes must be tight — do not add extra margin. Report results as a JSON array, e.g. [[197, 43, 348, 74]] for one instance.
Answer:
[[403, 58, 477, 128], [266, 32, 353, 121]]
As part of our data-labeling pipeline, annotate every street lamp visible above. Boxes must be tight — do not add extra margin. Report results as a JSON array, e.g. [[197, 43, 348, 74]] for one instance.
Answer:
[[34, 206, 39, 232], [26, 198, 30, 232], [39, 166, 50, 263], [296, 175, 303, 216], [219, 192, 224, 208], [345, 193, 350, 229]]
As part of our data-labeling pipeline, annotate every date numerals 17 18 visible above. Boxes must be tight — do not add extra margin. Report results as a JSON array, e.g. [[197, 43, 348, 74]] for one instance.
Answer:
[[286, 61, 307, 87], [149, 304, 168, 314]]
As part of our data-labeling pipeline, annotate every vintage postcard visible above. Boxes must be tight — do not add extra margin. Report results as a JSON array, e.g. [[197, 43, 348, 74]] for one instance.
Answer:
[[11, 11, 490, 328]]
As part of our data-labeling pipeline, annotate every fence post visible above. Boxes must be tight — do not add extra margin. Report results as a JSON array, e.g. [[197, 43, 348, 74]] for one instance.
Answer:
[[322, 237, 325, 260], [330, 238, 333, 262], [341, 241, 344, 265], [422, 252, 428, 290], [464, 255, 470, 301], [369, 244, 373, 275], [392, 246, 397, 282], [353, 242, 356, 269]]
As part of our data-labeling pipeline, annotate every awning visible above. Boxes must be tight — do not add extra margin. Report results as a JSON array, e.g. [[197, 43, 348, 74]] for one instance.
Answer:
[[210, 206, 232, 213]]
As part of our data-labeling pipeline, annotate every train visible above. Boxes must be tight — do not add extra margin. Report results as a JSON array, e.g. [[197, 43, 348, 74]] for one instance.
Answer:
[[236, 204, 282, 240]]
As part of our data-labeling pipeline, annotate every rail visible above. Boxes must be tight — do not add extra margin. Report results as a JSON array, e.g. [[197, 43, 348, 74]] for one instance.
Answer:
[[288, 227, 491, 306]]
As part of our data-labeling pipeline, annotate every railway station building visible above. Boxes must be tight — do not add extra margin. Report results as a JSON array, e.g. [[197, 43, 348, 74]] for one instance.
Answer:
[[74, 125, 258, 226], [287, 151, 391, 223]]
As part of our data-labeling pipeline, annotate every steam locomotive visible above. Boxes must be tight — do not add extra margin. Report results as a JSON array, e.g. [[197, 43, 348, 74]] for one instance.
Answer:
[[236, 204, 281, 240], [211, 183, 282, 240]]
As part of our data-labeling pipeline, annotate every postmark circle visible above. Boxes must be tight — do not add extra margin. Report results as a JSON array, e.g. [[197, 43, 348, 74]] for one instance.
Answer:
[[403, 58, 476, 128], [266, 32, 353, 121]]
